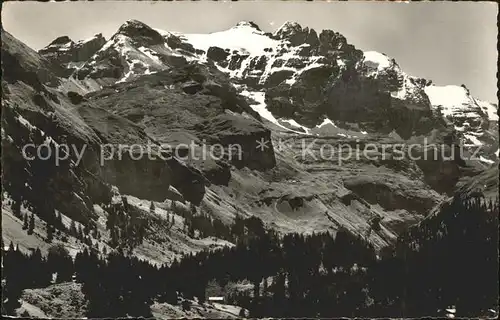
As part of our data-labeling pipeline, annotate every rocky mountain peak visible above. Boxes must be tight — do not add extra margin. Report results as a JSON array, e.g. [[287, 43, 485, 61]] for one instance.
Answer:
[[234, 21, 262, 31], [272, 21, 318, 47], [41, 34, 106, 54], [274, 21, 303, 35], [115, 19, 165, 45], [45, 20, 495, 154], [2, 30, 63, 89], [39, 33, 107, 78], [79, 33, 106, 45], [118, 19, 150, 31], [48, 35, 74, 46], [60, 20, 495, 161]]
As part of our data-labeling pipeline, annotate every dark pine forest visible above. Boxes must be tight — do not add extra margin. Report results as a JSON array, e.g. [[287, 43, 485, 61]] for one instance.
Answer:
[[2, 195, 498, 318]]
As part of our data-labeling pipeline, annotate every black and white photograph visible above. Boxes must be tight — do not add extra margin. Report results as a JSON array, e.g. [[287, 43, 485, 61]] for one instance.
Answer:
[[1, 1, 498, 318]]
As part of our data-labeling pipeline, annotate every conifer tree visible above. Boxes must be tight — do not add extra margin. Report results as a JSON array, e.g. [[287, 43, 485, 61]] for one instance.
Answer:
[[11, 200, 21, 218], [2, 250, 23, 314], [22, 213, 28, 230], [47, 244, 73, 283], [77, 224, 84, 240], [188, 223, 195, 238], [239, 308, 246, 317], [122, 196, 129, 211], [29, 247, 51, 287], [28, 214, 35, 235], [110, 228, 119, 248], [46, 224, 54, 242], [56, 212, 63, 230], [189, 203, 197, 217], [70, 220, 77, 236], [84, 224, 90, 236]]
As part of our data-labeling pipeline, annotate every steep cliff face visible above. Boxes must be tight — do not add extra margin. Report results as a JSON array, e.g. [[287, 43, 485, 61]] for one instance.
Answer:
[[81, 59, 274, 186], [192, 113, 276, 171], [2, 30, 63, 89], [456, 166, 499, 202], [75, 104, 208, 205], [1, 87, 105, 225], [176, 22, 497, 158], [42, 20, 496, 156], [39, 34, 107, 77], [68, 20, 205, 92], [1, 29, 209, 227]]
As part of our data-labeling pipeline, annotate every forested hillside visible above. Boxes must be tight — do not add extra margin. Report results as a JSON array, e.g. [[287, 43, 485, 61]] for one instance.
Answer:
[[3, 194, 497, 318]]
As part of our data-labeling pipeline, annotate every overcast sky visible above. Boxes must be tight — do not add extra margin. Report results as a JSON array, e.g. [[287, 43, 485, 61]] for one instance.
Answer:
[[2, 1, 498, 103]]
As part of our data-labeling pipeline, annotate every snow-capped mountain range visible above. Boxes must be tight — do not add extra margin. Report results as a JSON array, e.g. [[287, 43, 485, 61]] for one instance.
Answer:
[[2, 18, 498, 267], [43, 19, 498, 162]]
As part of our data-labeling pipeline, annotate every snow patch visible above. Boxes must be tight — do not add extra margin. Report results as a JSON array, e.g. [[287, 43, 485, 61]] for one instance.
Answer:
[[240, 90, 279, 124], [183, 25, 280, 56], [424, 85, 475, 118], [363, 51, 391, 70], [476, 99, 498, 121], [138, 46, 161, 64], [239, 90, 308, 135], [76, 34, 101, 45], [280, 119, 310, 134], [463, 133, 483, 146], [116, 69, 134, 84], [479, 156, 495, 164], [315, 118, 337, 129], [17, 115, 37, 131]]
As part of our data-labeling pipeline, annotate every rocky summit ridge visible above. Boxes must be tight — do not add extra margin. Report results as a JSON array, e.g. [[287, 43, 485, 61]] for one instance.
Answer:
[[46, 20, 497, 152]]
